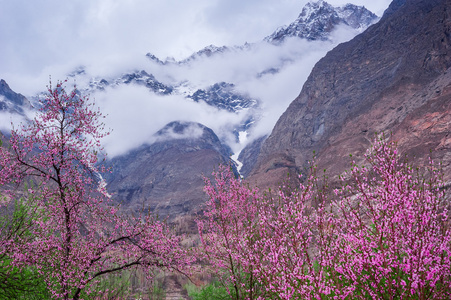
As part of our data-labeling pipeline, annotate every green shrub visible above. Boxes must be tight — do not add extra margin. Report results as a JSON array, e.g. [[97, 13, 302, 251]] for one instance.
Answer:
[[185, 280, 232, 300]]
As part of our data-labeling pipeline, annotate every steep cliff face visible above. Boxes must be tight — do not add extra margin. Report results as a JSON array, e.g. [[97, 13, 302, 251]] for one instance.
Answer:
[[249, 0, 451, 187], [238, 135, 267, 178], [105, 121, 233, 218]]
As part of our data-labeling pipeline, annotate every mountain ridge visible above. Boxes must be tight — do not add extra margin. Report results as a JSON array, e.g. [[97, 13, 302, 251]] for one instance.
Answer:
[[265, 0, 377, 43], [0, 79, 32, 115], [248, 0, 451, 188], [104, 121, 233, 218]]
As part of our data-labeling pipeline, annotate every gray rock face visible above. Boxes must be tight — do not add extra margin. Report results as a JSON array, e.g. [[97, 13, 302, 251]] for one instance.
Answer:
[[249, 0, 451, 187], [188, 82, 259, 143], [88, 70, 173, 95], [105, 121, 233, 218], [238, 135, 267, 179], [188, 82, 258, 113]]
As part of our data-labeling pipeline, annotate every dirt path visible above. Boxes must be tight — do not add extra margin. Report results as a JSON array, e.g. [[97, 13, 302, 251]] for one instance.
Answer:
[[164, 274, 189, 300]]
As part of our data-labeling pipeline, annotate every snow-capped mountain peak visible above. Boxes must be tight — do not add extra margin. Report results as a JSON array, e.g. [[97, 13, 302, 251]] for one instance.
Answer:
[[145, 53, 165, 65], [265, 0, 377, 43], [57, 0, 378, 159], [299, 0, 333, 23], [180, 45, 230, 63]]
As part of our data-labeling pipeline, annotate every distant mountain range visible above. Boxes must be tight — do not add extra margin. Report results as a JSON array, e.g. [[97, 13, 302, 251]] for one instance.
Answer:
[[1, 1, 383, 218], [76, 0, 377, 146], [81, 0, 378, 98]]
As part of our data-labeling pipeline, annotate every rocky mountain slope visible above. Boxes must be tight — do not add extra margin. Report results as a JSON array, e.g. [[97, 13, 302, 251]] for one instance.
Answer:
[[104, 121, 232, 218], [188, 82, 257, 113], [248, 0, 451, 188]]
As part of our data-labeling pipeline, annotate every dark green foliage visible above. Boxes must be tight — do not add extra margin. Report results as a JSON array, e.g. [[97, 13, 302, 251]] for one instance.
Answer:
[[0, 262, 50, 299], [186, 280, 232, 300], [0, 196, 50, 299]]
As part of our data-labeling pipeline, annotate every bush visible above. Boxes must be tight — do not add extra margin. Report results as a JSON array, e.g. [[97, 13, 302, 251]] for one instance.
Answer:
[[186, 280, 232, 300], [0, 193, 51, 299]]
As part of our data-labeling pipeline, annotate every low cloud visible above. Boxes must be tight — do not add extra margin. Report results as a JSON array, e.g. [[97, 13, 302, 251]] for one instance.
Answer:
[[143, 24, 359, 149], [90, 23, 361, 158], [0, 112, 29, 133], [153, 122, 205, 143], [94, 84, 248, 157]]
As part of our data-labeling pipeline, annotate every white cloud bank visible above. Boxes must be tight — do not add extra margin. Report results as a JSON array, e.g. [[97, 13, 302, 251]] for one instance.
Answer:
[[90, 24, 363, 157], [94, 84, 247, 157], [0, 0, 392, 157]]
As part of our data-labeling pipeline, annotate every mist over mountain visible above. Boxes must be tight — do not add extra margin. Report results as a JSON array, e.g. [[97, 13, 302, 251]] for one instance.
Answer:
[[67, 0, 378, 163], [0, 79, 32, 131], [1, 0, 385, 216]]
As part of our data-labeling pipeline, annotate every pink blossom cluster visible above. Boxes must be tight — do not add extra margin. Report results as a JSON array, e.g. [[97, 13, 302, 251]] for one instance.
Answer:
[[198, 139, 451, 299], [0, 81, 192, 299], [329, 140, 451, 299], [198, 166, 263, 298]]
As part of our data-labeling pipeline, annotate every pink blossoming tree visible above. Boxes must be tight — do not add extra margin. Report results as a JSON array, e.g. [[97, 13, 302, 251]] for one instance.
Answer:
[[197, 164, 336, 299], [329, 139, 451, 299], [0, 80, 192, 300], [198, 138, 451, 299], [248, 168, 338, 299], [197, 166, 263, 299]]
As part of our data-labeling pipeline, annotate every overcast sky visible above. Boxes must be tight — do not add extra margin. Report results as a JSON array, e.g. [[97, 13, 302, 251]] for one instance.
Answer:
[[0, 0, 391, 94], [0, 0, 392, 158]]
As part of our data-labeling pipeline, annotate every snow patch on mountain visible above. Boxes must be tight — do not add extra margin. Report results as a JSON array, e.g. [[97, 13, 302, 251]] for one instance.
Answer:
[[188, 82, 258, 113], [230, 131, 249, 175]]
